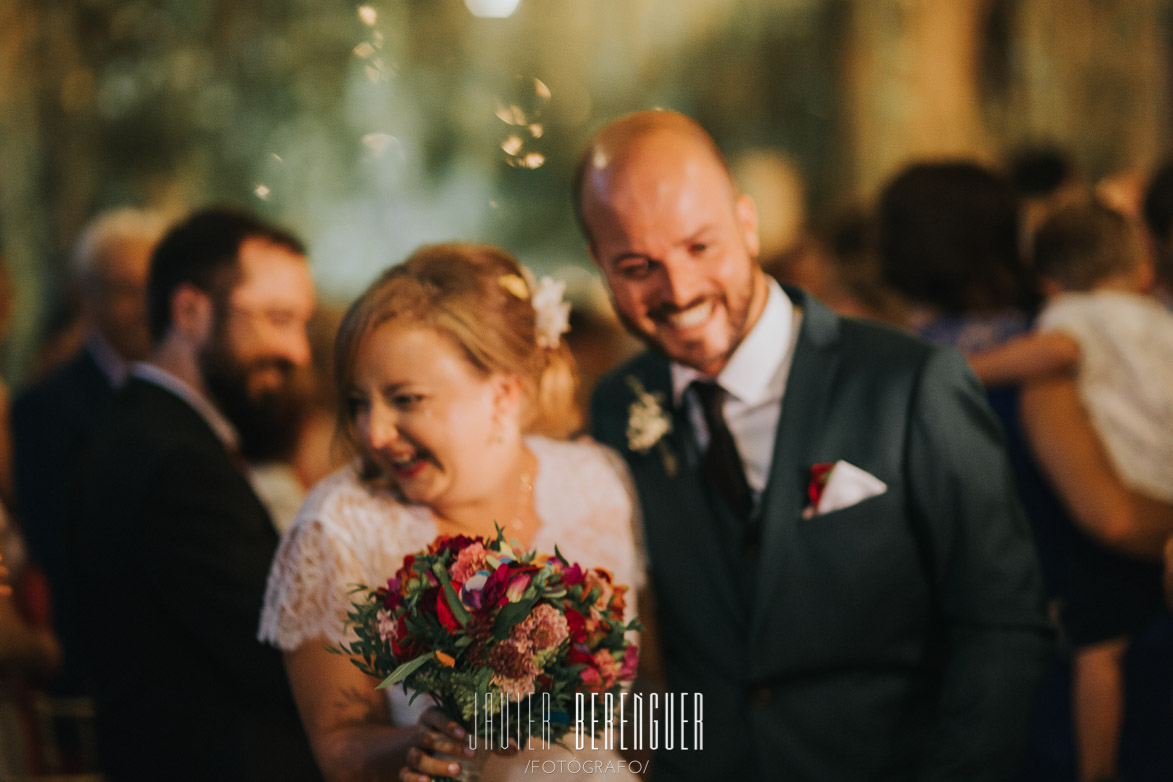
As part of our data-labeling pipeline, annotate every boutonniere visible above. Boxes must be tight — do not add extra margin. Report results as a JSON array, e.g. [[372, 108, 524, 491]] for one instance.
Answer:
[[624, 375, 678, 477]]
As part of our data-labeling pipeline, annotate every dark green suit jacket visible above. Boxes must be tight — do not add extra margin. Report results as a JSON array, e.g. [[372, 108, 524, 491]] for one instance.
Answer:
[[590, 287, 1051, 781]]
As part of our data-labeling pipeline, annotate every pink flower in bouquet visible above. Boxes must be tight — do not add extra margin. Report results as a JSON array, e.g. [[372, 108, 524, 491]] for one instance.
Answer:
[[450, 542, 490, 584], [375, 608, 397, 643], [592, 649, 619, 692], [618, 644, 639, 680], [560, 562, 585, 586], [513, 603, 569, 651], [506, 573, 532, 603], [579, 666, 601, 689]]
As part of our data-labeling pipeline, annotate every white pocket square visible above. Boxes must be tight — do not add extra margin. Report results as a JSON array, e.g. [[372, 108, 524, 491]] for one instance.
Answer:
[[806, 460, 887, 518]]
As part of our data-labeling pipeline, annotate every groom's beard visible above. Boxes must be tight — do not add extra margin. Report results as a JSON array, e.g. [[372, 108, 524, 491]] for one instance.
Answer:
[[200, 337, 307, 463]]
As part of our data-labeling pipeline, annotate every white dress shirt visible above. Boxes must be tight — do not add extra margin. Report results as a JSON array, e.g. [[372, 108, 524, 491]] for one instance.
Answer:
[[671, 279, 803, 496]]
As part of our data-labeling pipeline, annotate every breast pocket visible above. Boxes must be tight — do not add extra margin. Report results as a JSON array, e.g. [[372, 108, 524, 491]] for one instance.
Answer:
[[795, 484, 931, 643]]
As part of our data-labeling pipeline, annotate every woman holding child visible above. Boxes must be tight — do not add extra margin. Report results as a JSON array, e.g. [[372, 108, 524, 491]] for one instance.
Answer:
[[259, 244, 643, 781]]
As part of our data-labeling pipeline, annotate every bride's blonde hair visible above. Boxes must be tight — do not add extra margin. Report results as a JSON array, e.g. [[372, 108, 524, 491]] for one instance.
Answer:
[[333, 243, 580, 469]]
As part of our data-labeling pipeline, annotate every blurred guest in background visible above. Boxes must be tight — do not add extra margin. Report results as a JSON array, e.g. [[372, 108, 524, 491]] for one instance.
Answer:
[[878, 161, 1039, 347], [10, 208, 164, 710], [76, 208, 320, 782], [1009, 145, 1083, 256], [0, 506, 61, 778], [968, 200, 1173, 782], [763, 207, 905, 325], [1141, 161, 1173, 308], [878, 160, 1173, 780]]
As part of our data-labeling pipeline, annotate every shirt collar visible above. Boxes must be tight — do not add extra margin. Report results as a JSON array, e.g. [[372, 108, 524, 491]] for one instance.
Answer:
[[671, 277, 793, 405], [130, 363, 241, 453], [86, 332, 131, 389]]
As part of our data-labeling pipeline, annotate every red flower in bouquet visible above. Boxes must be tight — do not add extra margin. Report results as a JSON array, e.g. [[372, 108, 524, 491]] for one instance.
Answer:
[[436, 590, 462, 633], [564, 607, 587, 644]]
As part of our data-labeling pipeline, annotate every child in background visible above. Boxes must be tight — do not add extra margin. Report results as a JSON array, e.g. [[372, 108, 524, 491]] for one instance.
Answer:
[[969, 200, 1173, 502], [968, 199, 1173, 782]]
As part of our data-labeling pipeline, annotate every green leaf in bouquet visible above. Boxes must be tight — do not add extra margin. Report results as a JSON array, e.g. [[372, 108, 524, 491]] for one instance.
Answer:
[[376, 653, 433, 690], [493, 595, 539, 639], [584, 586, 600, 606], [475, 666, 492, 703], [553, 545, 570, 567], [432, 562, 471, 627]]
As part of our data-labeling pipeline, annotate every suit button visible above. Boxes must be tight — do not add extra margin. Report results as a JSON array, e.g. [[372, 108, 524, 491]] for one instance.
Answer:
[[751, 687, 771, 705]]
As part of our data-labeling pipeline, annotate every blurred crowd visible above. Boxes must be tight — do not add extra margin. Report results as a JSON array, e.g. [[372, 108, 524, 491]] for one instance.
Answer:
[[0, 144, 1171, 781]]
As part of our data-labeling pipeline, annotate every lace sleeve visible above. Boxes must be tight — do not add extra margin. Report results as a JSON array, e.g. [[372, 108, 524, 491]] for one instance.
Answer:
[[257, 465, 388, 651], [258, 515, 368, 651], [259, 464, 439, 651]]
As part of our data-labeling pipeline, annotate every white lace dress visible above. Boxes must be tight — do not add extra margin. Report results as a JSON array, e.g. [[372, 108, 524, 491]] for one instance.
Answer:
[[259, 436, 644, 781], [1038, 290, 1173, 502]]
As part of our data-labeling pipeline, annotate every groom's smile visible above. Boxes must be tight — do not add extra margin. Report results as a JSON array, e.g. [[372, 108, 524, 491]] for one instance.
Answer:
[[580, 120, 768, 376]]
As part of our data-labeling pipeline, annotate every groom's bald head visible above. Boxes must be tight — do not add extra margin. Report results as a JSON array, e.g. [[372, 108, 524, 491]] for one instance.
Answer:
[[572, 110, 737, 246]]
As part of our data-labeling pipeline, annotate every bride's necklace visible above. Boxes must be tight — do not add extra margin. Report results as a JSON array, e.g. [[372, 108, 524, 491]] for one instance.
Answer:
[[510, 469, 534, 532]]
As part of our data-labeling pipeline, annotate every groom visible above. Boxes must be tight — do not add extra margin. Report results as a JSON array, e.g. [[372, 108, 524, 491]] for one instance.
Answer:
[[582, 111, 1051, 780]]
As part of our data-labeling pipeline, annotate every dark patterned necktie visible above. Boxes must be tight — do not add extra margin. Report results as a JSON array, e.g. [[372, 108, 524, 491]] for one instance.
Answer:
[[690, 380, 754, 517]]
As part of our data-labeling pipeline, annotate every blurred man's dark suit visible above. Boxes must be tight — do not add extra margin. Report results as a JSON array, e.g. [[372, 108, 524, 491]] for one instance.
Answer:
[[77, 374, 320, 782], [12, 344, 118, 694]]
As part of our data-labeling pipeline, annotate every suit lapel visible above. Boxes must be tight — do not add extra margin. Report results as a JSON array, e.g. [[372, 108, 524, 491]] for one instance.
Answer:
[[749, 289, 842, 646], [625, 357, 748, 627]]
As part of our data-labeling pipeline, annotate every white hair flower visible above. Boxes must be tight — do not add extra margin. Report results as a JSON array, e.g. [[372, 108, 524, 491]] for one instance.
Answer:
[[530, 276, 571, 349], [498, 269, 572, 349]]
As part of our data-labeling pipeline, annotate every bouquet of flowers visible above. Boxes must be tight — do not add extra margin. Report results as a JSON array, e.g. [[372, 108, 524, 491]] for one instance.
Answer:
[[338, 526, 640, 752]]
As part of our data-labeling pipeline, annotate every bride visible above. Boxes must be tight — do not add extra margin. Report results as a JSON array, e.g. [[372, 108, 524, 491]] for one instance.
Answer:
[[259, 243, 644, 781]]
